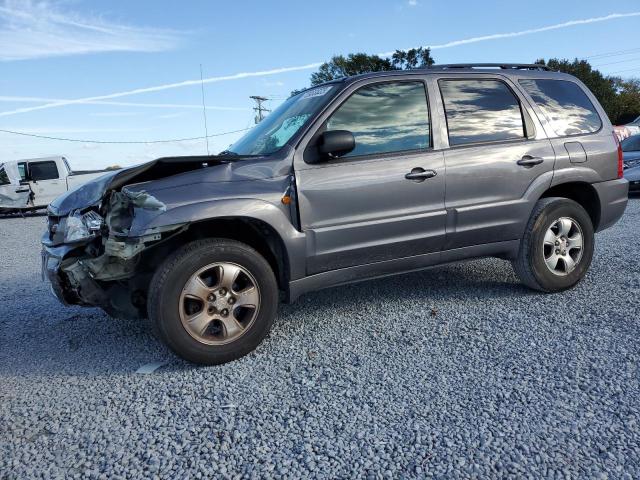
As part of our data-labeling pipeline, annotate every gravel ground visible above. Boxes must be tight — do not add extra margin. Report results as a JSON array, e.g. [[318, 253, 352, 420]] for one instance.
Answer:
[[1, 201, 639, 479]]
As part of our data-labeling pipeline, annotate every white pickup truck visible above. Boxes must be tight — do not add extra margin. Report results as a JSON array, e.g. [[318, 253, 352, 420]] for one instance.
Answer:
[[0, 156, 115, 213]]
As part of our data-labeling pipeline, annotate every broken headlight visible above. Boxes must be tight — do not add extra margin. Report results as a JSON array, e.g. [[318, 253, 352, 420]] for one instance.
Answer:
[[64, 210, 104, 243]]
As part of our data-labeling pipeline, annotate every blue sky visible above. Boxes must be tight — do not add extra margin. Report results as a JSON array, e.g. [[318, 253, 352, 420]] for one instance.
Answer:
[[1, 0, 639, 169]]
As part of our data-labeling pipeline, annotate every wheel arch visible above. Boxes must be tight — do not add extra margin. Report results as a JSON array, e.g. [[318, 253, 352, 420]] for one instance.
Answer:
[[538, 181, 601, 230], [142, 216, 292, 296]]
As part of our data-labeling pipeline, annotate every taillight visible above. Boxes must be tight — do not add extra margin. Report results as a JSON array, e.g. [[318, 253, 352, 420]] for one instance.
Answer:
[[613, 131, 623, 178]]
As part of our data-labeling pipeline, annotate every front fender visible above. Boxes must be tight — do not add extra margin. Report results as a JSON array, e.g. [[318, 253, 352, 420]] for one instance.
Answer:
[[129, 198, 308, 281]]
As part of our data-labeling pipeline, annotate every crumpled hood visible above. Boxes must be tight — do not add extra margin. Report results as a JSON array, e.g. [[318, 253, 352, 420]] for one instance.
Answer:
[[49, 170, 119, 216], [48, 154, 290, 216]]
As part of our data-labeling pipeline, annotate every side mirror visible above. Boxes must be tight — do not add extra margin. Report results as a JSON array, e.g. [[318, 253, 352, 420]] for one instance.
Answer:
[[318, 130, 355, 159]]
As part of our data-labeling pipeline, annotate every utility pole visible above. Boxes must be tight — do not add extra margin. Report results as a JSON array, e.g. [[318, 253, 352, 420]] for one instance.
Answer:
[[250, 96, 271, 124], [199, 64, 210, 155]]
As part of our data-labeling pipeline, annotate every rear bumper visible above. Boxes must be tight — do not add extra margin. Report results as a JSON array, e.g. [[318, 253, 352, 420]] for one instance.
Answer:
[[593, 178, 629, 232]]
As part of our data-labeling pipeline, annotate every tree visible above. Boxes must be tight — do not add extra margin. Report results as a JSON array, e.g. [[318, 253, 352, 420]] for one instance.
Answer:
[[611, 78, 640, 124], [391, 47, 435, 70], [310, 53, 393, 86], [309, 48, 435, 86]]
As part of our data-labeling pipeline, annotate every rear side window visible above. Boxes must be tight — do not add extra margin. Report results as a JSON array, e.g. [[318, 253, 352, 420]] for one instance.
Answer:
[[326, 81, 430, 157], [439, 79, 525, 146], [29, 161, 59, 181], [519, 79, 602, 136]]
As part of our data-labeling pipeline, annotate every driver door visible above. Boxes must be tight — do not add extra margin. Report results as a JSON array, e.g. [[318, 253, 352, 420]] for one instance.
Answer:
[[294, 79, 446, 275]]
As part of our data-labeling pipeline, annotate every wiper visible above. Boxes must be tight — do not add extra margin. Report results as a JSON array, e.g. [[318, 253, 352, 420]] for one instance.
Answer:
[[218, 150, 239, 157]]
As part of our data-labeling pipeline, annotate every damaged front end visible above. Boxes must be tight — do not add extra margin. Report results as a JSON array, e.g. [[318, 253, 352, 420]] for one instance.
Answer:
[[42, 184, 184, 319], [41, 153, 289, 319]]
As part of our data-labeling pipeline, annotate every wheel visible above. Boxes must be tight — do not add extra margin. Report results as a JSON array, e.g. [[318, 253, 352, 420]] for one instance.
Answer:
[[148, 239, 278, 365], [512, 197, 594, 292]]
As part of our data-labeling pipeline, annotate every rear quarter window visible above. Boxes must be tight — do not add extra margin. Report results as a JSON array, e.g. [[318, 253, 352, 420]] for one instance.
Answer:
[[519, 79, 602, 136]]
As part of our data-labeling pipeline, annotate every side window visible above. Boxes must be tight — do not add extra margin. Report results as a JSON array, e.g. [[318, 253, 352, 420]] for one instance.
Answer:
[[519, 79, 602, 136], [326, 81, 430, 158], [29, 161, 59, 181], [439, 79, 525, 146]]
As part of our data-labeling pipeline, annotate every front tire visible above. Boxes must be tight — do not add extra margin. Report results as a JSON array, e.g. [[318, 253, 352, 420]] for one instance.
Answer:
[[148, 239, 278, 365], [512, 197, 594, 292]]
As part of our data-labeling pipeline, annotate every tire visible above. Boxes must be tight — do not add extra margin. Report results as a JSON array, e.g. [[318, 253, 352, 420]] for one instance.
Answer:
[[512, 197, 594, 292], [148, 238, 278, 365]]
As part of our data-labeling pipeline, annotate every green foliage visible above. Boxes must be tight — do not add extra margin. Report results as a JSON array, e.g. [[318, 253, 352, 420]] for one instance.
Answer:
[[390, 47, 435, 70], [536, 58, 640, 124], [309, 48, 435, 86], [612, 78, 640, 124], [310, 53, 394, 86]]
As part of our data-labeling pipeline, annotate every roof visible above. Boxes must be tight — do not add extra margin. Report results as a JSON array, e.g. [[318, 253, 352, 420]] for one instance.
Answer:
[[333, 63, 568, 86]]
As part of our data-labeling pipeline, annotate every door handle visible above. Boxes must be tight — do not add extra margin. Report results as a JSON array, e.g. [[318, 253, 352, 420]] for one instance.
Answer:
[[517, 155, 544, 168], [405, 168, 437, 182], [15, 188, 30, 193]]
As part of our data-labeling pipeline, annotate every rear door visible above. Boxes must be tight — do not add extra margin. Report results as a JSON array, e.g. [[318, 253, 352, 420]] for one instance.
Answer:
[[435, 75, 555, 249], [28, 160, 67, 207], [294, 79, 446, 274]]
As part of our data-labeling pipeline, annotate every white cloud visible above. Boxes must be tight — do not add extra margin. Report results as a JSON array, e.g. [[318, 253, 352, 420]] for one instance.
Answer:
[[89, 112, 141, 117], [0, 63, 322, 117], [0, 95, 248, 111], [2, 126, 149, 134], [408, 0, 419, 6], [0, 0, 184, 61], [379, 11, 640, 55], [1, 11, 639, 118], [156, 112, 186, 119]]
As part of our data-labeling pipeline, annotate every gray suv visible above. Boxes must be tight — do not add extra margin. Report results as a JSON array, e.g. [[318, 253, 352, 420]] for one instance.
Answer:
[[42, 64, 629, 365]]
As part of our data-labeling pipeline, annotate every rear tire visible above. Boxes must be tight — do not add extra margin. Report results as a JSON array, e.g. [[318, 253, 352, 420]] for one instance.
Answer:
[[148, 238, 278, 365], [512, 197, 594, 292]]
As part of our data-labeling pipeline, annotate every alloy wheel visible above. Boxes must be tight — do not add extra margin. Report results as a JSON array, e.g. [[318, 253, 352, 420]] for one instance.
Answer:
[[542, 217, 584, 276], [179, 262, 261, 345]]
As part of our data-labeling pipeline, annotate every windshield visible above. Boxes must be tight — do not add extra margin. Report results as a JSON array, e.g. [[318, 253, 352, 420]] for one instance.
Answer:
[[226, 86, 335, 156]]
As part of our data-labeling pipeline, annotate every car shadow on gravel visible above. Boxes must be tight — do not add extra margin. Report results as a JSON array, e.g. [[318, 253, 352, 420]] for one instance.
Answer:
[[2, 258, 525, 376], [292, 258, 527, 308]]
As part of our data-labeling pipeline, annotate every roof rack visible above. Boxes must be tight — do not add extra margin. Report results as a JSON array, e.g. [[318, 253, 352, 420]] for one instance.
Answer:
[[429, 63, 551, 71]]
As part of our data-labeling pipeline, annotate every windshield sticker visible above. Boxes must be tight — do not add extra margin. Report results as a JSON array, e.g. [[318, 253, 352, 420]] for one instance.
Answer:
[[301, 86, 333, 100]]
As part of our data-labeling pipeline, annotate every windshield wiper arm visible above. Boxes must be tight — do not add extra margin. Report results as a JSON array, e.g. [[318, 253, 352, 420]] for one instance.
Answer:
[[218, 150, 239, 157]]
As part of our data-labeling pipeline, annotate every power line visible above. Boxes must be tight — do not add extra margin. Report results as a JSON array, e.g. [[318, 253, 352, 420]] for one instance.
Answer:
[[609, 66, 640, 75], [0, 127, 251, 144], [594, 56, 640, 68], [585, 47, 640, 60]]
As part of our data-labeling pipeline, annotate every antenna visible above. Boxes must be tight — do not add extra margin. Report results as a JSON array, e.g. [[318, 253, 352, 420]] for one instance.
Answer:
[[250, 96, 271, 124], [199, 64, 210, 155]]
